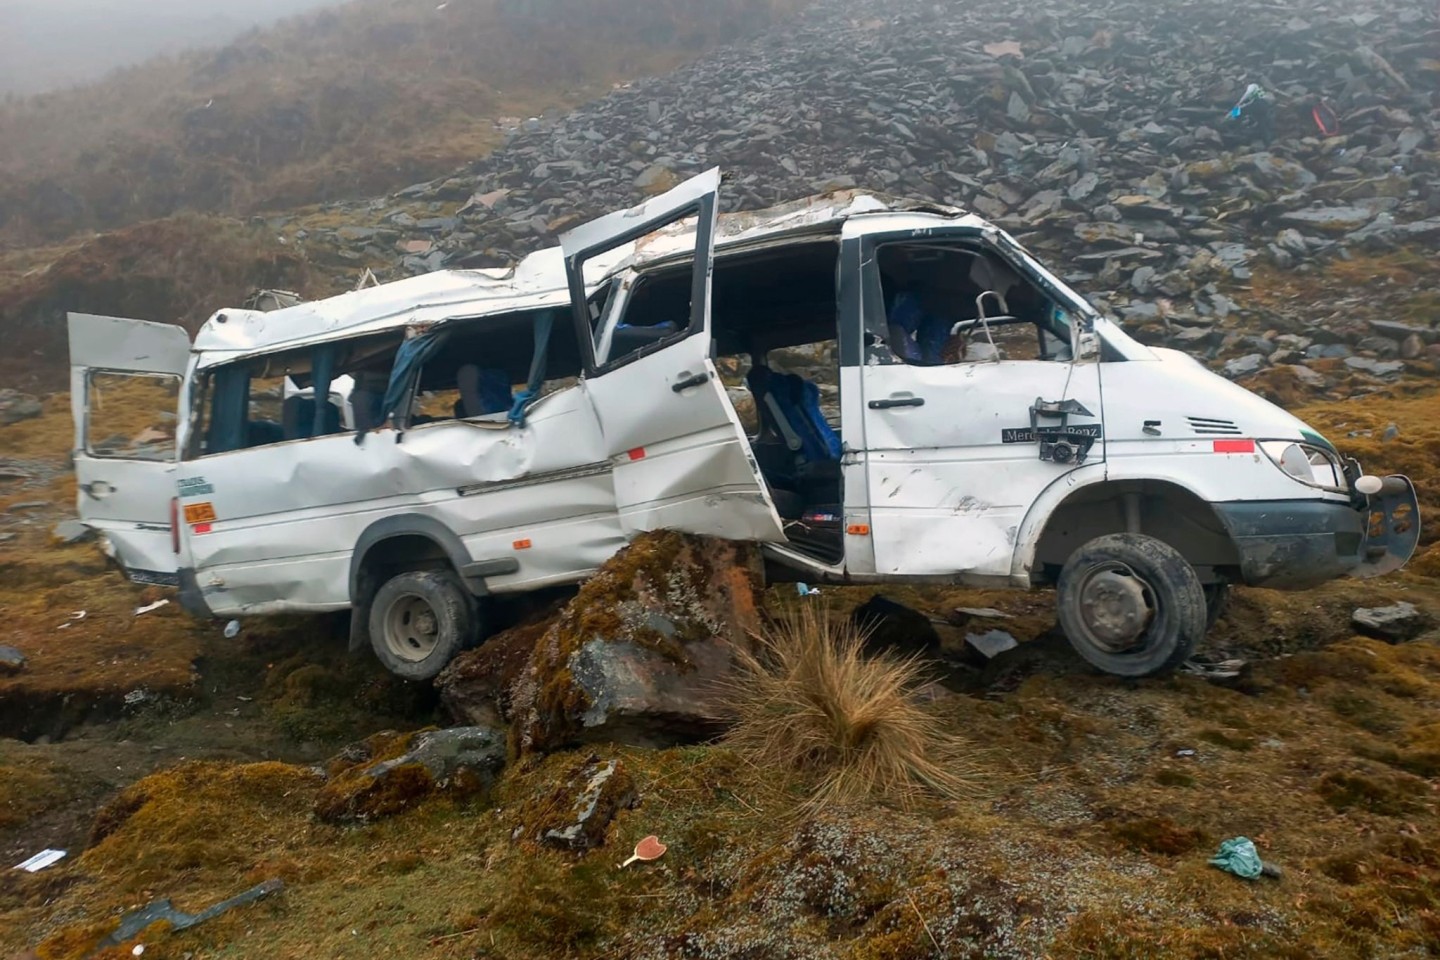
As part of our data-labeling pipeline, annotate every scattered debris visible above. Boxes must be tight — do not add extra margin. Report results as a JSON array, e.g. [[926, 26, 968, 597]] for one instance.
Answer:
[[796, 582, 820, 596], [0, 644, 28, 675], [961, 629, 1020, 665], [223, 620, 241, 639], [14, 849, 65, 872], [851, 594, 941, 656], [52, 519, 94, 544], [134, 600, 169, 616], [952, 607, 1014, 621], [1209, 837, 1281, 880], [1209, 836, 1262, 879], [95, 879, 284, 949], [620, 834, 668, 869], [1352, 602, 1433, 643]]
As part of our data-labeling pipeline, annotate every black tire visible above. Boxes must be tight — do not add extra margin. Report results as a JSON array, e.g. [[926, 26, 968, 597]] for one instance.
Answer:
[[369, 570, 477, 681], [1056, 533, 1206, 678], [1203, 582, 1231, 632]]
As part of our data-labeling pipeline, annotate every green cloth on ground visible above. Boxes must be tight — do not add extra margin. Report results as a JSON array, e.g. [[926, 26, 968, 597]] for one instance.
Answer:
[[1209, 836, 1263, 879]]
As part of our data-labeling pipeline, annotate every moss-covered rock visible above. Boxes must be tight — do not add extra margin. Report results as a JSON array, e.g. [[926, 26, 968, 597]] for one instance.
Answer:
[[312, 725, 505, 824], [470, 531, 762, 756]]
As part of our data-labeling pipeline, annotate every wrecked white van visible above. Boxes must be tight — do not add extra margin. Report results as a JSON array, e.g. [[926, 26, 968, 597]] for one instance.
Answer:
[[68, 169, 1420, 680]]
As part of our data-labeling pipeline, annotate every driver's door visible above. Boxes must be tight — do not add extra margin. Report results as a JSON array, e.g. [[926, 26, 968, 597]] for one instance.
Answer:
[[563, 169, 786, 541], [68, 312, 192, 584], [852, 230, 1104, 579]]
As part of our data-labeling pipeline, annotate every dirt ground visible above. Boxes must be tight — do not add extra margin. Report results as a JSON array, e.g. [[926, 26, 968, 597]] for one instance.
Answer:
[[2, 373, 1439, 958]]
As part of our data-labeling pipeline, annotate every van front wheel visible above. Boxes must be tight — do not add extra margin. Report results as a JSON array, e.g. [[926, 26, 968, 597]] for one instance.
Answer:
[[369, 570, 476, 681], [1056, 533, 1206, 678]]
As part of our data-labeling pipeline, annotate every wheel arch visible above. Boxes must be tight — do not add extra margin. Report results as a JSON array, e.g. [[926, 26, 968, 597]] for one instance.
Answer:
[[348, 515, 489, 653], [1015, 475, 1242, 585]]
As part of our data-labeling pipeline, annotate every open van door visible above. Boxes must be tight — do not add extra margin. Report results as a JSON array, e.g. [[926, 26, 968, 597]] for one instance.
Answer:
[[68, 313, 191, 584], [562, 169, 786, 542]]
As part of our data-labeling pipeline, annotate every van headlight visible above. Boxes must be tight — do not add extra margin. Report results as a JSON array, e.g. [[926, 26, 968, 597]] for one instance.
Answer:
[[1258, 440, 1344, 490]]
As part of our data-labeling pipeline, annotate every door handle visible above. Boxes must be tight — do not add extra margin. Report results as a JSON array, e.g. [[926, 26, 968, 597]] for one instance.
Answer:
[[869, 397, 925, 409], [672, 371, 710, 392], [81, 481, 115, 499]]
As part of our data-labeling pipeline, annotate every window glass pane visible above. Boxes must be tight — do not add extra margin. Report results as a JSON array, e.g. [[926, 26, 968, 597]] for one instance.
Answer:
[[86, 372, 180, 461]]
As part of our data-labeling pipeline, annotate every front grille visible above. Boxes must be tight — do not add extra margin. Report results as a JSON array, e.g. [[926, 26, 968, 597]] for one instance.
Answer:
[[1187, 416, 1243, 436]]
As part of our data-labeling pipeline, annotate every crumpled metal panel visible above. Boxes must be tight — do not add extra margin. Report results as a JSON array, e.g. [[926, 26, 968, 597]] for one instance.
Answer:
[[191, 192, 963, 366], [178, 385, 623, 615]]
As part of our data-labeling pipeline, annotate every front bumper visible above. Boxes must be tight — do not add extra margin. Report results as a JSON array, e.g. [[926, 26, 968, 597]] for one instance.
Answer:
[[1213, 476, 1420, 588]]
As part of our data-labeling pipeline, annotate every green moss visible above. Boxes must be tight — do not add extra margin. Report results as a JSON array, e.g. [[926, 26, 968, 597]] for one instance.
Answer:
[[1317, 770, 1428, 817], [1154, 769, 1196, 788], [1108, 816, 1208, 857]]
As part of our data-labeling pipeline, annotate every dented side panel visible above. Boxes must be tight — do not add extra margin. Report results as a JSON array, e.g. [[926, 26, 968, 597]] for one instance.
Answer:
[[177, 385, 621, 615]]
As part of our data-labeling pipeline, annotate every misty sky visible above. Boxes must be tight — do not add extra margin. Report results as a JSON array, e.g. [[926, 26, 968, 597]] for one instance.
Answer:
[[0, 0, 345, 95]]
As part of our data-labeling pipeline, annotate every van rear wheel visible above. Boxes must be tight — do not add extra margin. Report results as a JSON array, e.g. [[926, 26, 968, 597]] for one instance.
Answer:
[[1056, 533, 1206, 678], [369, 570, 476, 681]]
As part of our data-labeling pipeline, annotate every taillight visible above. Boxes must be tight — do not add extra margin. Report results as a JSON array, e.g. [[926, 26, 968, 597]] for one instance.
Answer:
[[170, 497, 180, 553]]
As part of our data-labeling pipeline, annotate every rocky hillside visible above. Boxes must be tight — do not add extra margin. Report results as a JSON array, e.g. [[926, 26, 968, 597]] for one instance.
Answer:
[[9, 0, 1436, 394], [0, 0, 807, 245]]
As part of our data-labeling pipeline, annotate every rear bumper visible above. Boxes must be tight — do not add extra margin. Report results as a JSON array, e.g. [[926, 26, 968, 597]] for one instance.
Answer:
[[1214, 478, 1420, 588], [176, 567, 216, 619]]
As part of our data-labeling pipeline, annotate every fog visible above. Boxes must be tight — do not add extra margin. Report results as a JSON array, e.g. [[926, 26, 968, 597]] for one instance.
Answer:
[[0, 0, 346, 95]]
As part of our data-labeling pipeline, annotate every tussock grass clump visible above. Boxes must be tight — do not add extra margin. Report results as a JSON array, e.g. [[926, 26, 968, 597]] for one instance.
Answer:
[[725, 605, 971, 814]]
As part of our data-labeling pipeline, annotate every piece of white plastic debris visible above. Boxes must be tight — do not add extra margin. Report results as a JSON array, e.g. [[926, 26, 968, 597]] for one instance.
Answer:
[[134, 600, 169, 616], [223, 620, 241, 639], [15, 849, 66, 872], [58, 610, 88, 629], [620, 835, 667, 869], [796, 582, 820, 596], [132, 944, 145, 957]]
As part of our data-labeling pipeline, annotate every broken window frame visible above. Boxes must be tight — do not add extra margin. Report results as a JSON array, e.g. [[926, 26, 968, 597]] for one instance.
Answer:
[[185, 332, 401, 458], [859, 229, 1094, 367], [82, 369, 183, 463]]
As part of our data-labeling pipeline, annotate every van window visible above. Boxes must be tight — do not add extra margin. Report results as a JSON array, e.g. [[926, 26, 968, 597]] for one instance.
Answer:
[[85, 371, 180, 462], [405, 307, 585, 427], [871, 241, 1072, 365], [188, 334, 400, 457]]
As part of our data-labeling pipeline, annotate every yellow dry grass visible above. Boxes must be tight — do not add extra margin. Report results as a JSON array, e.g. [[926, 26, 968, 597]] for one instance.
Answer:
[[725, 604, 973, 814]]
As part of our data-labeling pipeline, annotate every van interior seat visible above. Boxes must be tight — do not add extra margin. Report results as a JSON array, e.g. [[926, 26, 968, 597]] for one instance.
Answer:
[[455, 364, 513, 418], [744, 362, 842, 518], [609, 320, 677, 358], [351, 388, 383, 431], [281, 395, 342, 440]]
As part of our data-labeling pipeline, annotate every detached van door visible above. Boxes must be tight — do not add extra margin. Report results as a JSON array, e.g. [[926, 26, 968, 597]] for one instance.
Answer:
[[563, 169, 785, 541], [68, 312, 191, 584]]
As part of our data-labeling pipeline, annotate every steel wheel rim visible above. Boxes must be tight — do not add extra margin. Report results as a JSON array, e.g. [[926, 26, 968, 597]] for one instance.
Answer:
[[383, 593, 441, 662], [1073, 560, 1158, 654]]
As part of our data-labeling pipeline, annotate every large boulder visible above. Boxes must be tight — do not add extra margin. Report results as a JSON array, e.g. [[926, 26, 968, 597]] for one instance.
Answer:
[[439, 531, 763, 756], [312, 725, 506, 824], [0, 390, 42, 426]]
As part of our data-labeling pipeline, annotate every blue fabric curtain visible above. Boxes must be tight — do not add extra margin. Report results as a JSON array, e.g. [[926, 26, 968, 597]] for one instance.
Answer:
[[378, 331, 445, 429], [508, 309, 556, 427], [206, 364, 250, 454], [309, 343, 336, 437]]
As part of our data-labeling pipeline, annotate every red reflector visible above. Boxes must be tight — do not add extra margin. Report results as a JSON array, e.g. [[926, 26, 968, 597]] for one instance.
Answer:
[[1213, 439, 1255, 454], [627, 447, 646, 461], [513, 539, 532, 550], [192, 522, 213, 535]]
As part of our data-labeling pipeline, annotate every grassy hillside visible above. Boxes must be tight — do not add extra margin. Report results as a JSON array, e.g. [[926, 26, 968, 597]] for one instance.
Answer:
[[0, 0, 807, 246]]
